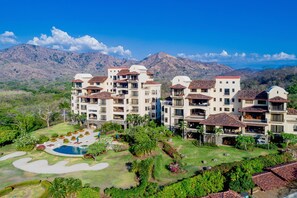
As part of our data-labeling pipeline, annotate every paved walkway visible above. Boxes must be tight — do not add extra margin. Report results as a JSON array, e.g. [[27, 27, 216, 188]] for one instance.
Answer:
[[12, 157, 109, 174], [0, 152, 26, 161]]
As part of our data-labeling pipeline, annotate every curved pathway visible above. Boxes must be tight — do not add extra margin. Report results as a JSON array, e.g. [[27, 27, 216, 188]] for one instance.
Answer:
[[0, 152, 26, 161], [12, 157, 109, 174]]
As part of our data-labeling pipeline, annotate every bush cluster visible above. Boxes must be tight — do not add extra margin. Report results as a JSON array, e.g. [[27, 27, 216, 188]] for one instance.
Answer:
[[37, 135, 49, 144], [162, 141, 182, 160]]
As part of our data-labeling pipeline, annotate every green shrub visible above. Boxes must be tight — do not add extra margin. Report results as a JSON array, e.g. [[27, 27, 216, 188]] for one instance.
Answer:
[[38, 135, 49, 144], [71, 136, 76, 141], [49, 177, 83, 198], [255, 143, 278, 150], [10, 180, 41, 188], [79, 134, 84, 138], [0, 129, 18, 146], [51, 133, 59, 138], [235, 135, 255, 151], [112, 144, 129, 152], [77, 188, 100, 198], [14, 133, 38, 151], [63, 138, 70, 143], [162, 141, 182, 160], [0, 187, 13, 196], [87, 142, 106, 157]]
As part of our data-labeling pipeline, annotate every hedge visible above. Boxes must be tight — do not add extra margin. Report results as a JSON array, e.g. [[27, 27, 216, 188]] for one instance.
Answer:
[[162, 141, 182, 160], [9, 179, 41, 188], [0, 187, 13, 196], [39, 180, 52, 198]]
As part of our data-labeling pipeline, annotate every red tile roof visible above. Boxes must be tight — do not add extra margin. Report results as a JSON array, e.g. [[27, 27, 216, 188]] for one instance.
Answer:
[[203, 190, 241, 198], [108, 67, 129, 69], [147, 71, 154, 75], [83, 86, 103, 90], [144, 81, 161, 85], [80, 91, 112, 99], [268, 161, 297, 181], [117, 69, 130, 76], [287, 108, 297, 115], [238, 90, 267, 100], [188, 80, 216, 89], [200, 113, 246, 127], [127, 71, 140, 75], [252, 171, 287, 191], [88, 76, 108, 83], [72, 79, 83, 83], [186, 94, 212, 100], [268, 96, 289, 103], [215, 76, 241, 79], [170, 84, 186, 89], [239, 106, 268, 113]]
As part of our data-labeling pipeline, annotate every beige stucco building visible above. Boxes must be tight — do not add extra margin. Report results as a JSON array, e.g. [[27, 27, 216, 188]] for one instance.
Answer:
[[162, 76, 297, 144], [71, 65, 161, 128]]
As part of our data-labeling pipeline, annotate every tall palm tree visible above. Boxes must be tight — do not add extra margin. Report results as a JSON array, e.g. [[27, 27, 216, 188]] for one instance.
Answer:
[[214, 127, 223, 145], [178, 120, 187, 139], [196, 125, 205, 146], [267, 130, 274, 150], [59, 100, 70, 123]]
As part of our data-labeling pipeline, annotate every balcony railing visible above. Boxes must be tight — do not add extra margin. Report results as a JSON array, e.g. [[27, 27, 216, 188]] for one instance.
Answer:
[[89, 117, 97, 120], [189, 102, 208, 106], [190, 114, 205, 119], [243, 119, 267, 123], [271, 106, 285, 111], [173, 92, 184, 96]]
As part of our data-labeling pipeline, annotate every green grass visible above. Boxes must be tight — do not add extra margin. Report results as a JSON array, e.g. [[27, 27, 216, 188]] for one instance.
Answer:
[[2, 184, 45, 198], [0, 124, 279, 191], [33, 123, 78, 137]]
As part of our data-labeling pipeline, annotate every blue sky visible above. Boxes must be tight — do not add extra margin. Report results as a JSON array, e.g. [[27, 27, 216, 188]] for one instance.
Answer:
[[0, 0, 297, 69]]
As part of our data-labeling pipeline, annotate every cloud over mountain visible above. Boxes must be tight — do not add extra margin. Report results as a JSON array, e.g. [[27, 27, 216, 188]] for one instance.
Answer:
[[177, 50, 297, 65], [0, 31, 18, 44], [27, 27, 132, 58]]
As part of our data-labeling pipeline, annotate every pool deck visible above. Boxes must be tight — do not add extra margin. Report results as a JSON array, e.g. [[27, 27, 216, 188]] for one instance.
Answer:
[[43, 130, 99, 157]]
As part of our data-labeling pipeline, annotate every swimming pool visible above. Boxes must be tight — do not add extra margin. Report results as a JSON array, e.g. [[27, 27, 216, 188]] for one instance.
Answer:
[[53, 145, 87, 155]]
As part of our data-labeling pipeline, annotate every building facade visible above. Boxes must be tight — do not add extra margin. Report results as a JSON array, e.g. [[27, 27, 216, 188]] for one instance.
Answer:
[[162, 76, 297, 143], [71, 65, 161, 128]]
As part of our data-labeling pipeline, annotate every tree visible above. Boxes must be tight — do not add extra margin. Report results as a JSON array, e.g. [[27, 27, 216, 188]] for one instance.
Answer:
[[214, 127, 223, 145], [77, 188, 99, 198], [228, 164, 255, 193], [126, 114, 150, 127], [14, 112, 36, 134], [38, 102, 59, 128], [87, 142, 106, 160], [196, 125, 205, 146], [235, 135, 255, 151], [178, 120, 187, 139], [267, 130, 274, 150], [77, 114, 87, 126], [281, 133, 297, 148], [49, 178, 67, 198], [14, 133, 38, 151], [59, 100, 70, 123]]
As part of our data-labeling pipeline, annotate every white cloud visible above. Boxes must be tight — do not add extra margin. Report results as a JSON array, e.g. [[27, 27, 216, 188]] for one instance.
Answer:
[[177, 50, 297, 64], [27, 27, 132, 58], [0, 31, 18, 44]]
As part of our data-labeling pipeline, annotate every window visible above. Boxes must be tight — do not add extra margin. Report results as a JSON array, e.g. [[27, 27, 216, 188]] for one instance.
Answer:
[[220, 88, 222, 92], [165, 117, 168, 122], [271, 114, 284, 122], [174, 109, 184, 116], [191, 89, 197, 92], [246, 100, 253, 104], [271, 125, 284, 133], [220, 98, 222, 102], [226, 81, 229, 84], [232, 81, 235, 84], [214, 98, 216, 102], [145, 99, 150, 103], [201, 89, 208, 93], [224, 89, 230, 95], [238, 99, 242, 102], [214, 107, 216, 111], [258, 100, 266, 105], [224, 108, 230, 112], [214, 89, 216, 92], [219, 108, 222, 111], [165, 108, 168, 113], [232, 108, 234, 112], [293, 125, 297, 132], [145, 91, 149, 95], [224, 98, 230, 105], [232, 88, 235, 92], [220, 81, 222, 84], [232, 98, 235, 102]]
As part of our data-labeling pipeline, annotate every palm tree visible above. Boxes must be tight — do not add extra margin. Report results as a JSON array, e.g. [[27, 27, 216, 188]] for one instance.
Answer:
[[196, 125, 205, 146], [214, 127, 223, 145], [59, 100, 70, 123], [267, 130, 274, 150], [178, 120, 187, 139]]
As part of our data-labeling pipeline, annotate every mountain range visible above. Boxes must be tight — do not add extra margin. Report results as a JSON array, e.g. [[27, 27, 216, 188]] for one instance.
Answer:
[[0, 44, 233, 82]]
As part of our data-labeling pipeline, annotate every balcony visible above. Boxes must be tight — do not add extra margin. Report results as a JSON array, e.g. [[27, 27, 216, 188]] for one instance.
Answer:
[[173, 92, 184, 97], [270, 106, 285, 112], [243, 119, 267, 123], [113, 115, 124, 120], [113, 107, 124, 112]]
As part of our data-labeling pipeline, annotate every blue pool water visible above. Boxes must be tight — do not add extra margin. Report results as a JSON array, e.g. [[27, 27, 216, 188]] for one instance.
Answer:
[[53, 145, 87, 155]]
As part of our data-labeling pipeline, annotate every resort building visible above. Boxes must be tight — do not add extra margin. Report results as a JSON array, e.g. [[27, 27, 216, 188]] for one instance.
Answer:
[[71, 65, 161, 128], [162, 76, 297, 144]]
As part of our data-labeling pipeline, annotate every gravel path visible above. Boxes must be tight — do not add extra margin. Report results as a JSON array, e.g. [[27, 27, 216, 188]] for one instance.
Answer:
[[0, 152, 26, 161], [12, 157, 109, 174]]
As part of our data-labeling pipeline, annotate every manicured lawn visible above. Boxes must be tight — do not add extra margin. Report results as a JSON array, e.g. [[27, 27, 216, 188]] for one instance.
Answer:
[[3, 184, 45, 198], [33, 123, 78, 137], [0, 124, 279, 191]]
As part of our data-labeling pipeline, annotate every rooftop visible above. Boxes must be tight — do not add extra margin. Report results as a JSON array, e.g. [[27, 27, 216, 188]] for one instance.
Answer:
[[238, 90, 267, 100], [88, 76, 108, 83], [200, 113, 246, 128], [188, 80, 216, 89]]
